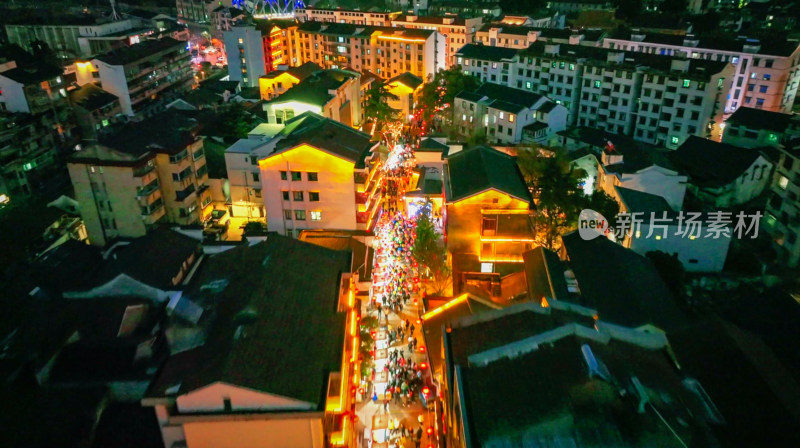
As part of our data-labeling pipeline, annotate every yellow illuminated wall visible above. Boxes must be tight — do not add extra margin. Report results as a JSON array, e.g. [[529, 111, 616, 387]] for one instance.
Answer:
[[258, 72, 300, 101], [259, 144, 358, 235], [446, 189, 530, 260], [183, 418, 325, 448], [385, 81, 419, 122]]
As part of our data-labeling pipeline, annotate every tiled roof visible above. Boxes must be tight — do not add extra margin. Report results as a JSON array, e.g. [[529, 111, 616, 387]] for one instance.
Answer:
[[0, 63, 62, 85], [385, 72, 423, 90], [445, 145, 531, 203], [669, 136, 766, 188], [561, 232, 685, 330], [456, 44, 519, 62], [268, 69, 355, 107], [614, 186, 674, 214], [475, 82, 543, 107], [147, 235, 350, 404], [725, 106, 794, 134], [94, 37, 184, 65], [271, 112, 374, 168], [68, 83, 118, 111]]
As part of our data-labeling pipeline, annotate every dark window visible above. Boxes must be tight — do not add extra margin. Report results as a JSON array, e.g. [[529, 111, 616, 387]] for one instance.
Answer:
[[293, 191, 304, 201], [309, 192, 320, 201], [307, 172, 318, 181], [294, 210, 306, 220], [280, 171, 288, 180], [282, 190, 289, 200], [284, 210, 292, 220], [252, 172, 259, 182], [291, 171, 302, 181]]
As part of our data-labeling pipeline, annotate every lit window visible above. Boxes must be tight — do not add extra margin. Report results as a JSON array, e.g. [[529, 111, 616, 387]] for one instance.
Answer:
[[778, 175, 789, 189], [682, 79, 690, 88], [509, 114, 515, 123], [499, 112, 505, 119], [462, 114, 466, 121], [238, 38, 243, 44], [671, 136, 680, 145], [594, 80, 601, 88], [311, 211, 322, 221]]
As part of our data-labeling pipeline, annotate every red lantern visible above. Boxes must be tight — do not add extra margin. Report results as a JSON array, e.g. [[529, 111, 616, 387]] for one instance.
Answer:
[[426, 426, 433, 435], [422, 387, 430, 395], [420, 362, 428, 369], [419, 346, 426, 353]]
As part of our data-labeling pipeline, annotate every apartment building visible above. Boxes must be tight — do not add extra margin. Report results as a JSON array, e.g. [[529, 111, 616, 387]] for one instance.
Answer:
[[603, 31, 800, 114], [457, 43, 733, 148], [294, 22, 446, 80], [67, 112, 211, 246], [210, 6, 247, 35], [177, 0, 233, 25], [428, 1, 502, 18], [454, 82, 568, 144], [143, 234, 360, 448], [475, 25, 604, 49], [258, 62, 322, 100], [223, 26, 267, 88], [765, 138, 800, 267], [6, 17, 141, 60], [722, 106, 800, 148], [225, 112, 381, 235], [0, 112, 63, 200], [390, 15, 483, 67], [74, 37, 193, 116], [295, 7, 398, 26], [263, 69, 362, 127]]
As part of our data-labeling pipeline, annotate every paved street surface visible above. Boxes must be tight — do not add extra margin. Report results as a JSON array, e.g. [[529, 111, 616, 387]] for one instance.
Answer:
[[355, 139, 436, 448]]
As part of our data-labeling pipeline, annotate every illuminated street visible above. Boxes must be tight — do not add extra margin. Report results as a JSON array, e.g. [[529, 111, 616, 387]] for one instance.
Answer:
[[356, 137, 437, 448]]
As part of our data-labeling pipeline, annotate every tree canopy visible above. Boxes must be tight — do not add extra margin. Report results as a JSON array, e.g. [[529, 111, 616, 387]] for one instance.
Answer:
[[363, 83, 399, 131], [412, 203, 452, 295], [419, 66, 481, 128]]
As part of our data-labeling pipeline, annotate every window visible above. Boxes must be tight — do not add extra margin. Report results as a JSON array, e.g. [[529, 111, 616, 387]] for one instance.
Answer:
[[238, 38, 243, 44], [309, 191, 320, 201], [499, 112, 505, 119], [291, 171, 302, 181], [280, 171, 288, 180], [294, 210, 306, 220], [250, 157, 257, 166], [282, 190, 289, 200], [756, 98, 765, 107], [284, 210, 293, 220], [307, 172, 318, 181], [682, 79, 691, 88], [293, 191, 304, 201], [671, 136, 680, 145], [311, 211, 322, 221], [763, 74, 771, 80], [254, 188, 262, 198], [252, 172, 259, 182], [509, 114, 515, 123], [594, 80, 601, 88]]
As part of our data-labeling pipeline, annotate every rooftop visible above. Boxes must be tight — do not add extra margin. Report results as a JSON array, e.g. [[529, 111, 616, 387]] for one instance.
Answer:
[[561, 232, 685, 330], [267, 69, 355, 107], [68, 83, 119, 111], [94, 37, 184, 66], [608, 30, 800, 57], [445, 145, 532, 203], [147, 235, 349, 405], [269, 112, 374, 168], [0, 63, 62, 85], [669, 136, 767, 188], [725, 106, 796, 134], [385, 72, 423, 90], [393, 15, 467, 26], [456, 43, 519, 62], [615, 186, 675, 214]]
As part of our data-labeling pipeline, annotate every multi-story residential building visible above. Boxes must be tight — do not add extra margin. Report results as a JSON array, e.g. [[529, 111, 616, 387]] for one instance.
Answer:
[[224, 20, 299, 87], [294, 7, 398, 26], [0, 62, 68, 115], [262, 69, 362, 127], [67, 112, 211, 246], [603, 31, 800, 114], [68, 83, 123, 139], [668, 136, 773, 208], [390, 15, 483, 67], [454, 82, 568, 144], [210, 5, 247, 36], [143, 234, 361, 448], [384, 72, 423, 121], [443, 145, 534, 294], [6, 17, 142, 60], [258, 62, 322, 100], [74, 37, 193, 117], [722, 106, 800, 148], [475, 25, 604, 49], [294, 22, 446, 80], [0, 112, 65, 200], [223, 26, 266, 88], [428, 1, 502, 18], [547, 0, 612, 12], [498, 13, 565, 29], [764, 139, 800, 267], [457, 43, 733, 148], [177, 0, 233, 25], [225, 112, 381, 235]]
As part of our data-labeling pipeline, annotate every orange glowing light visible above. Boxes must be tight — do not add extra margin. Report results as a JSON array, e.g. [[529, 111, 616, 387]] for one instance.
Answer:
[[422, 387, 430, 395], [377, 35, 427, 43], [420, 362, 428, 369], [421, 294, 468, 320]]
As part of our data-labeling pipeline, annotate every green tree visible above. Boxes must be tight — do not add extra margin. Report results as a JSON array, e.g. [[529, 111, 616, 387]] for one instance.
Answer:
[[419, 66, 481, 128], [413, 205, 452, 295], [516, 147, 587, 251], [467, 129, 488, 146], [363, 83, 399, 132], [586, 190, 620, 228]]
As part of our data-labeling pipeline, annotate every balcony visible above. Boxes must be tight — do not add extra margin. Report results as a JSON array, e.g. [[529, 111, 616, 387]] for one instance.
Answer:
[[137, 179, 160, 198], [176, 184, 197, 202], [355, 192, 368, 204], [356, 211, 368, 224]]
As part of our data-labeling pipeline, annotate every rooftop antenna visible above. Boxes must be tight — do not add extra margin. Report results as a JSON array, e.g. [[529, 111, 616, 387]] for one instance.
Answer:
[[110, 0, 121, 21]]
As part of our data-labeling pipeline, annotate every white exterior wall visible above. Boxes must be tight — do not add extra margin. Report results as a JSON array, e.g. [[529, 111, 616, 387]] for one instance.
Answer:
[[225, 150, 264, 218], [224, 27, 266, 87], [614, 166, 688, 211], [718, 155, 773, 207], [0, 77, 29, 113], [626, 223, 731, 272], [261, 146, 358, 235], [93, 60, 132, 115], [177, 382, 315, 413]]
